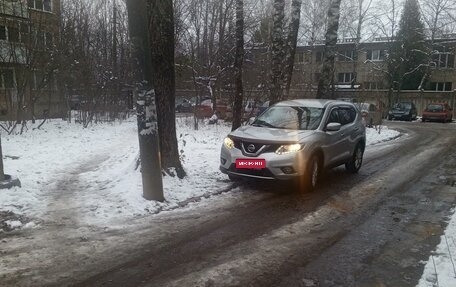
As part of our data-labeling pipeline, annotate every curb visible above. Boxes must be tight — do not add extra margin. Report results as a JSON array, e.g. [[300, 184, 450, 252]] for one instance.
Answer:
[[151, 182, 239, 215]]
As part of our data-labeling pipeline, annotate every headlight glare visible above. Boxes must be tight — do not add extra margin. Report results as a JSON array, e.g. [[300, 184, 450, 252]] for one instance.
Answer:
[[275, 144, 303, 155], [224, 137, 235, 149]]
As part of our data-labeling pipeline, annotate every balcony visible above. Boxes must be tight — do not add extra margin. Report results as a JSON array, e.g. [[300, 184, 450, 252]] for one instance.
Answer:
[[0, 41, 27, 64], [0, 1, 29, 19]]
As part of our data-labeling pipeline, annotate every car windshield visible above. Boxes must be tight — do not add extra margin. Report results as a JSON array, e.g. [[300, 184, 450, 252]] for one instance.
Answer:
[[393, 103, 411, 110], [252, 106, 324, 130], [427, 104, 443, 111]]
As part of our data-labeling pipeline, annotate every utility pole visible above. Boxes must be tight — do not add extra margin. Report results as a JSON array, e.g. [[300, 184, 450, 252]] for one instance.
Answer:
[[126, 0, 164, 201]]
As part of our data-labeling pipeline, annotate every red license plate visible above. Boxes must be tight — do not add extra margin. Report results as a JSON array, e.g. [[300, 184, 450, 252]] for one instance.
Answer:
[[236, 159, 266, 169]]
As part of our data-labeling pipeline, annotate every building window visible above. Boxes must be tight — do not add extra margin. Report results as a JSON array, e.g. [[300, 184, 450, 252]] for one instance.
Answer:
[[0, 26, 6, 40], [432, 53, 455, 69], [28, 0, 52, 12], [43, 0, 51, 11], [20, 23, 30, 43], [429, 82, 453, 91], [45, 32, 53, 47], [338, 50, 354, 62], [367, 49, 385, 61], [33, 31, 53, 48], [338, 72, 355, 84], [8, 27, 20, 42], [364, 82, 384, 90], [0, 70, 16, 89], [295, 52, 304, 63]]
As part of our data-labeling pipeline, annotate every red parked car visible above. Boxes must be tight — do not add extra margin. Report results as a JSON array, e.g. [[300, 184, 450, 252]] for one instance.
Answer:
[[422, 103, 453, 123], [194, 99, 229, 119]]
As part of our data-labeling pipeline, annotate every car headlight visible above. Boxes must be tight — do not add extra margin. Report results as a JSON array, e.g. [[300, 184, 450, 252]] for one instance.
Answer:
[[275, 144, 303, 155], [224, 137, 235, 149]]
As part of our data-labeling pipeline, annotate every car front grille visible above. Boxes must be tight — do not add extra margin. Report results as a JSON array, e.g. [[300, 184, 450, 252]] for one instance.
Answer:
[[232, 139, 281, 156]]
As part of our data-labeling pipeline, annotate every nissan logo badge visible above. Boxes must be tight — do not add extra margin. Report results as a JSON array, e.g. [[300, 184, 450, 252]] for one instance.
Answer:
[[247, 144, 256, 153]]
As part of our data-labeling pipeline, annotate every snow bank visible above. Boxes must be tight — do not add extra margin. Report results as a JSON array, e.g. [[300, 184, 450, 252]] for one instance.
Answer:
[[417, 209, 456, 287], [366, 126, 401, 145]]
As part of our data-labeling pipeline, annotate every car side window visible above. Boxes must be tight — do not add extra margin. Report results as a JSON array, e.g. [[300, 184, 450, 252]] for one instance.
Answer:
[[338, 107, 356, 125], [328, 108, 340, 124]]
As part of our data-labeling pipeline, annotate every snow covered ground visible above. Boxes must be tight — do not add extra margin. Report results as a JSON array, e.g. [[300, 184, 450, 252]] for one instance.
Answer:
[[417, 206, 456, 287], [0, 117, 400, 231]]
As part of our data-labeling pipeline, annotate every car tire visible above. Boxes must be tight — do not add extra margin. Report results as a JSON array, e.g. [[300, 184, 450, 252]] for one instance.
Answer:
[[296, 154, 320, 192], [345, 144, 364, 173]]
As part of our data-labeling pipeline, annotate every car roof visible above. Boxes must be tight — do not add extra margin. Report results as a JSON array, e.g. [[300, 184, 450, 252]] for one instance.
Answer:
[[274, 99, 352, 109]]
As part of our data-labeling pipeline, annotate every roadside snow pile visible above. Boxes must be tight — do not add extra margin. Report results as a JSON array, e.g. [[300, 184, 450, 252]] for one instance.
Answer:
[[366, 126, 400, 145], [0, 119, 401, 227], [417, 209, 456, 287]]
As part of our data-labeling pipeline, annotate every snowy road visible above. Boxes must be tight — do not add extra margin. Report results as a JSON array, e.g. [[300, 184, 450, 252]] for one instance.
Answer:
[[1, 121, 456, 287]]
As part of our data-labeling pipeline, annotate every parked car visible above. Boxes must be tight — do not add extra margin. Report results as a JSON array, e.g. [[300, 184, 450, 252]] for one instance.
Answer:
[[422, 103, 453, 122], [194, 99, 229, 119], [387, 102, 417, 121], [68, 95, 85, 110], [355, 102, 382, 127], [220, 99, 366, 191], [176, 98, 194, 113]]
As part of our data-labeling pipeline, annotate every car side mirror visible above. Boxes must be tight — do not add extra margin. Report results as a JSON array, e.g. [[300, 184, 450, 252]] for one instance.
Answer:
[[326, 122, 341, 132]]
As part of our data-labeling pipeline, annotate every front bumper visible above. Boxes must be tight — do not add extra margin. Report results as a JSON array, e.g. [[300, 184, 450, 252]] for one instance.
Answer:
[[389, 113, 411, 120], [219, 144, 310, 180]]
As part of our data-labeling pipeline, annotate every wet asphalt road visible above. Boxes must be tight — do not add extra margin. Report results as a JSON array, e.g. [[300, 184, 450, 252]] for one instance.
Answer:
[[67, 121, 456, 287]]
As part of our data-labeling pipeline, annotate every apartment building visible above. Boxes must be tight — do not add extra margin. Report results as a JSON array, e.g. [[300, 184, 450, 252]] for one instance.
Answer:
[[0, 0, 62, 121]]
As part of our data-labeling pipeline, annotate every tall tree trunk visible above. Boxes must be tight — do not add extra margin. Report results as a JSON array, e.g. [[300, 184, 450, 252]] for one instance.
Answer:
[[126, 0, 164, 201], [269, 0, 285, 104], [232, 0, 244, 131], [0, 136, 4, 181], [148, 0, 186, 179], [316, 0, 342, 99], [283, 0, 302, 99]]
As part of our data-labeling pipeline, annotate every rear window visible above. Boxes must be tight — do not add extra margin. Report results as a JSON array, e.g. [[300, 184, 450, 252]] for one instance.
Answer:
[[427, 104, 443, 112]]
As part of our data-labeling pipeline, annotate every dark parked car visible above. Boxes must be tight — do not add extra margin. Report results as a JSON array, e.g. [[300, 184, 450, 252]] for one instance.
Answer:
[[422, 103, 453, 122], [176, 98, 194, 113], [388, 102, 417, 121]]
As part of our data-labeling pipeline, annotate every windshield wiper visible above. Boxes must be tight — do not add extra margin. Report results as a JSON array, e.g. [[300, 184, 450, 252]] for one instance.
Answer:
[[252, 120, 277, 128]]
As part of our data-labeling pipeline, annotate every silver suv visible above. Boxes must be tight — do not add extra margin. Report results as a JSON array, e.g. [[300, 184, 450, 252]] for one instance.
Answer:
[[220, 99, 366, 191]]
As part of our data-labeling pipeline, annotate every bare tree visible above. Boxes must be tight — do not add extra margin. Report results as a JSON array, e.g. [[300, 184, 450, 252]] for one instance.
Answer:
[[148, 0, 186, 178], [283, 0, 303, 99], [269, 0, 285, 104], [316, 0, 343, 99], [232, 0, 244, 131], [126, 0, 164, 201]]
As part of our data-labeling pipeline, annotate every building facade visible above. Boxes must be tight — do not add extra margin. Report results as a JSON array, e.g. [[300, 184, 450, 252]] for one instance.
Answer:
[[241, 38, 456, 112], [0, 0, 62, 121]]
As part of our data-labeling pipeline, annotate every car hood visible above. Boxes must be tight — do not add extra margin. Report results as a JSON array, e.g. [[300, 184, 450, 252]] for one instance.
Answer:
[[230, 125, 314, 144]]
